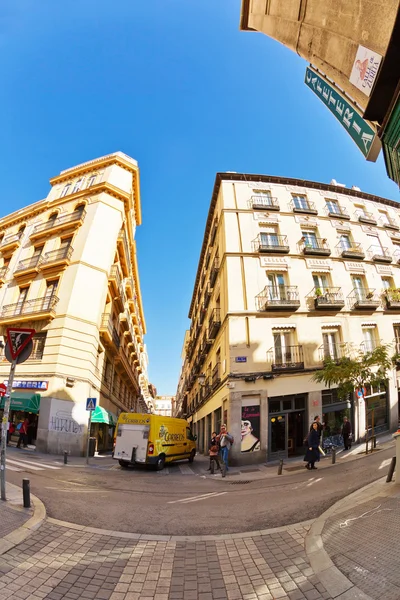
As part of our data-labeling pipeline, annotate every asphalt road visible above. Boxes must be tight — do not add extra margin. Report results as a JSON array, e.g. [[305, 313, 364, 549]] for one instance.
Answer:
[[5, 446, 394, 536]]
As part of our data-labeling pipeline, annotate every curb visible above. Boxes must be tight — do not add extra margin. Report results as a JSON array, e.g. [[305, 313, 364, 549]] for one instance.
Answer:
[[304, 476, 395, 600], [46, 516, 315, 542], [0, 486, 46, 556]]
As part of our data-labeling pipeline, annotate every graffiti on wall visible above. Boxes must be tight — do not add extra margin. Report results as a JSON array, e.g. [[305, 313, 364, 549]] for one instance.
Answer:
[[49, 410, 83, 434]]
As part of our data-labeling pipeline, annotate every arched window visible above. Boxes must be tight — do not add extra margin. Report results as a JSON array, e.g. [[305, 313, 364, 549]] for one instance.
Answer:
[[74, 203, 85, 215], [60, 184, 71, 198], [86, 174, 97, 188], [48, 212, 58, 223], [72, 178, 83, 194]]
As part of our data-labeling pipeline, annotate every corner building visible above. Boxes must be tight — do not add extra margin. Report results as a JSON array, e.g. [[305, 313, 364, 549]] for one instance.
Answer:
[[0, 152, 150, 455], [179, 173, 400, 465]]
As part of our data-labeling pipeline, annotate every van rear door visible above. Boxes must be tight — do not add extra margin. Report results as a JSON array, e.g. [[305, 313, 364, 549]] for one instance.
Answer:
[[114, 424, 149, 464]]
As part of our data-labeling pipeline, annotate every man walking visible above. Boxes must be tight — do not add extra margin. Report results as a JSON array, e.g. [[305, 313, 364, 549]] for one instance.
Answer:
[[217, 424, 234, 473], [342, 416, 352, 450]]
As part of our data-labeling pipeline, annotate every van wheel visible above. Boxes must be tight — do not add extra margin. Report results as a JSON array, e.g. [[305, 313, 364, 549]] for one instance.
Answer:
[[188, 450, 196, 463], [156, 455, 166, 471], [119, 460, 129, 468]]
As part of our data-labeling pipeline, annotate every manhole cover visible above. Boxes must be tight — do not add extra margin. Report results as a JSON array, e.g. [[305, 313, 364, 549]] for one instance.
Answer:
[[230, 480, 251, 485]]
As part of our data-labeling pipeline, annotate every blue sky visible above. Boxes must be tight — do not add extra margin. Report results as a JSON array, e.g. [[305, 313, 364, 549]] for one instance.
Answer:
[[1, 0, 398, 395]]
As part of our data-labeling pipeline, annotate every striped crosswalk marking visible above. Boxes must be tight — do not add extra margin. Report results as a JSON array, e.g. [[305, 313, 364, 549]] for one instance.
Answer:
[[5, 463, 22, 472], [168, 491, 227, 504], [178, 464, 196, 475], [6, 458, 62, 472]]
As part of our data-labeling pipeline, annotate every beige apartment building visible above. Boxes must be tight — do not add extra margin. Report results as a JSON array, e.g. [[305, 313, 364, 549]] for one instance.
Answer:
[[176, 172, 400, 465], [0, 152, 150, 455]]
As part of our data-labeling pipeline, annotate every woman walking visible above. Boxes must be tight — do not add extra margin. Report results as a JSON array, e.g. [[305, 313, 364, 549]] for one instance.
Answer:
[[304, 422, 320, 470]]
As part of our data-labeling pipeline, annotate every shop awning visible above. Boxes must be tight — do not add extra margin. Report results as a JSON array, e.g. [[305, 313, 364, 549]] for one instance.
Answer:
[[91, 405, 117, 426], [0, 392, 41, 414]]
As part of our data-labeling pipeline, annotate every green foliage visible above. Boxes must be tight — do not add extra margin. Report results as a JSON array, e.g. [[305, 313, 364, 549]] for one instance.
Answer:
[[312, 345, 392, 401]]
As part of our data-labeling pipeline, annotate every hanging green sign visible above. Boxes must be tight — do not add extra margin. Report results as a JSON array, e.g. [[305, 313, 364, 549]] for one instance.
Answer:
[[305, 66, 381, 162]]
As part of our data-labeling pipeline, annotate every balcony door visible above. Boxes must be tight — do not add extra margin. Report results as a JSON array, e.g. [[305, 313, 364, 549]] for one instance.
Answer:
[[302, 231, 318, 248], [15, 287, 28, 316], [339, 234, 351, 250], [352, 276, 365, 301], [313, 274, 328, 293], [326, 199, 340, 214], [267, 273, 285, 300], [260, 226, 279, 248], [273, 332, 292, 364], [43, 280, 58, 310], [293, 195, 308, 210], [367, 234, 383, 255], [323, 332, 338, 360], [363, 328, 376, 353], [255, 191, 273, 207]]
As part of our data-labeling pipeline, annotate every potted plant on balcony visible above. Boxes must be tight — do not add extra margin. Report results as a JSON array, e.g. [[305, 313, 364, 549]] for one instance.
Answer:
[[385, 287, 400, 308], [366, 291, 375, 300]]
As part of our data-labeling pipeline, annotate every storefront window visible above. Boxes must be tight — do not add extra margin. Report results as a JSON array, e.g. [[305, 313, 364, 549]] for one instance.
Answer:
[[322, 388, 351, 442], [366, 387, 388, 434]]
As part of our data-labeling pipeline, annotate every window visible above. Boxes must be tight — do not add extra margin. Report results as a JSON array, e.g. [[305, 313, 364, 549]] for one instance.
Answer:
[[267, 273, 285, 299], [322, 332, 339, 360], [292, 195, 308, 210], [301, 230, 318, 248], [60, 237, 72, 250], [48, 212, 58, 223], [74, 204, 85, 215], [326, 199, 340, 214], [31, 333, 47, 360], [254, 190, 273, 206], [313, 274, 329, 292], [367, 235, 383, 253], [356, 205, 368, 216], [338, 233, 352, 250], [33, 245, 44, 258], [260, 226, 279, 247], [382, 277, 394, 290], [394, 326, 400, 352], [104, 359, 112, 384], [274, 331, 292, 362], [15, 287, 28, 314], [363, 328, 376, 352], [72, 178, 84, 194], [86, 174, 97, 188], [379, 211, 390, 225], [351, 275, 367, 299], [60, 184, 70, 198], [43, 280, 58, 308]]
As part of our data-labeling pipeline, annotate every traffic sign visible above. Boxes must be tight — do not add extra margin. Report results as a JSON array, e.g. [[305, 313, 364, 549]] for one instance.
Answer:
[[4, 340, 33, 365], [6, 328, 35, 361], [86, 398, 97, 411], [0, 383, 6, 397]]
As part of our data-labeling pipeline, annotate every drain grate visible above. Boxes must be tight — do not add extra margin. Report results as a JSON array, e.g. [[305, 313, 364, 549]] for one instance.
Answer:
[[230, 480, 251, 485]]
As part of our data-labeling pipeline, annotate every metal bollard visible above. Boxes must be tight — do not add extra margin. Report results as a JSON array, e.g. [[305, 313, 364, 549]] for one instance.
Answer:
[[386, 456, 396, 483], [64, 451, 68, 465], [22, 478, 30, 508], [373, 436, 377, 449], [277, 459, 283, 475], [331, 447, 336, 464]]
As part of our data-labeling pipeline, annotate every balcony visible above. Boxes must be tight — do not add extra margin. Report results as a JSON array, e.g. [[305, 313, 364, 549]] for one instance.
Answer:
[[289, 199, 318, 215], [300, 237, 331, 256], [319, 343, 349, 362], [40, 246, 73, 272], [335, 241, 365, 260], [250, 195, 280, 211], [0, 295, 59, 324], [209, 256, 219, 288], [310, 287, 345, 310], [212, 362, 221, 388], [383, 289, 400, 310], [100, 313, 120, 349], [380, 216, 399, 231], [208, 308, 221, 339], [356, 211, 377, 225], [210, 219, 218, 246], [109, 264, 122, 296], [256, 285, 300, 311], [0, 231, 23, 254], [14, 255, 42, 279], [324, 205, 350, 220], [252, 234, 289, 254], [367, 245, 392, 264], [268, 345, 304, 372], [203, 285, 211, 309], [117, 230, 131, 277], [30, 210, 86, 242], [348, 288, 380, 310], [0, 266, 8, 284]]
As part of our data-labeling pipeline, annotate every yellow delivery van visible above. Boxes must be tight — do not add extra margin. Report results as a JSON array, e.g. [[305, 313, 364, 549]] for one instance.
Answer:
[[113, 413, 197, 470]]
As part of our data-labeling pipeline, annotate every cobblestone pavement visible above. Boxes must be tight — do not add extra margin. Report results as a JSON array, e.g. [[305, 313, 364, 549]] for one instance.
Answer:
[[0, 503, 31, 538], [0, 520, 333, 600], [322, 493, 400, 600]]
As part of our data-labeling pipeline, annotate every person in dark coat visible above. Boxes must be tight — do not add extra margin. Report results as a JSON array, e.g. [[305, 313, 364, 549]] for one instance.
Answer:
[[342, 417, 352, 450], [304, 422, 320, 470], [310, 415, 323, 442]]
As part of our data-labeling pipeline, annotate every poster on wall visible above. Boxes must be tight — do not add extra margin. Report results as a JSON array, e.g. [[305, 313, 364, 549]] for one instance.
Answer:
[[349, 45, 382, 97], [241, 405, 261, 452]]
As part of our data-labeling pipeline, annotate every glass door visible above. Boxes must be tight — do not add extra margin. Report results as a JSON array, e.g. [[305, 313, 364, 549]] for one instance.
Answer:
[[269, 415, 287, 458], [339, 234, 351, 250], [352, 276, 364, 301], [273, 332, 291, 365], [15, 287, 28, 316], [267, 273, 285, 301], [323, 332, 338, 360], [302, 231, 318, 249], [43, 280, 58, 310]]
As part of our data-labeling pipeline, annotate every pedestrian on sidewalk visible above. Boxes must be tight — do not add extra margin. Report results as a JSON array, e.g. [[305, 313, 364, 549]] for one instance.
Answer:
[[304, 422, 320, 470], [207, 432, 221, 473], [7, 421, 15, 445], [342, 416, 353, 450], [16, 418, 29, 448], [310, 415, 323, 443], [217, 424, 234, 472]]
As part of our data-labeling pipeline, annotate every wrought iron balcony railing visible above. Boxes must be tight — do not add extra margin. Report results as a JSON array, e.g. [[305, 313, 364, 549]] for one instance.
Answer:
[[32, 209, 86, 236], [252, 234, 289, 254], [309, 287, 345, 309], [383, 289, 400, 309], [212, 362, 221, 388], [380, 216, 399, 230], [208, 308, 221, 339], [250, 195, 280, 211], [41, 246, 73, 266], [356, 210, 377, 225], [300, 237, 331, 256], [100, 313, 120, 349], [109, 264, 122, 289], [209, 256, 219, 287], [347, 288, 379, 310], [323, 204, 350, 219], [0, 266, 8, 280], [367, 245, 392, 263], [318, 342, 349, 362], [256, 285, 300, 311], [14, 255, 42, 273], [289, 199, 318, 215], [268, 345, 304, 371], [0, 295, 59, 319], [0, 231, 23, 248], [335, 241, 365, 259]]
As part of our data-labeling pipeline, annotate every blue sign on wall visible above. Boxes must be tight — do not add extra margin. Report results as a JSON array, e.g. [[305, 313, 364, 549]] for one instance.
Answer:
[[235, 357, 247, 363]]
